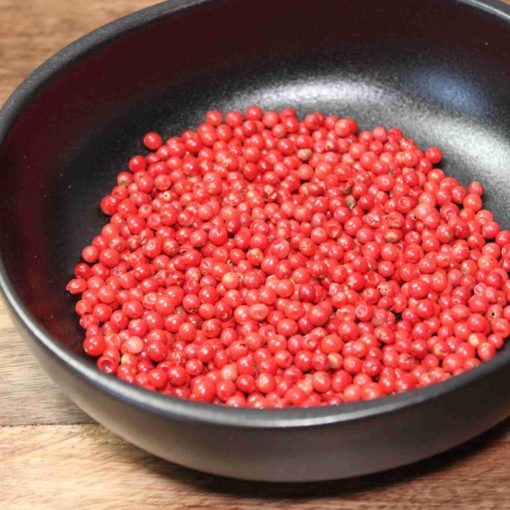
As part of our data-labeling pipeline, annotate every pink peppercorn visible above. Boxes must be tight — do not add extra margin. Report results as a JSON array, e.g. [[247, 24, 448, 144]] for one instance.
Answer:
[[68, 107, 510, 408]]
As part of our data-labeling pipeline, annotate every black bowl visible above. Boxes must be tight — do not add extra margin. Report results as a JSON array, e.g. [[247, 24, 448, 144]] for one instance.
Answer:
[[1, 0, 510, 482]]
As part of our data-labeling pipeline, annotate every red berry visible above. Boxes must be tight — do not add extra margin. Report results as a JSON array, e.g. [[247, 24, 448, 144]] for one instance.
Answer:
[[67, 108, 509, 408], [143, 132, 162, 150]]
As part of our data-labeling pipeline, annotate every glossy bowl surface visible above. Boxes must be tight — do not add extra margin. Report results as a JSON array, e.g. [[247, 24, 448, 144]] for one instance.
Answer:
[[0, 0, 510, 481]]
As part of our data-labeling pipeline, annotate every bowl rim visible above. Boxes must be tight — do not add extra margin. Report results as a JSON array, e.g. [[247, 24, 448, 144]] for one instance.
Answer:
[[1, 0, 510, 429]]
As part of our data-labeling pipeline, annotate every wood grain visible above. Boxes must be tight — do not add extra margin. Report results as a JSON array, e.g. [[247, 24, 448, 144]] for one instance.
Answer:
[[1, 422, 510, 510], [0, 297, 92, 425], [0, 0, 510, 508]]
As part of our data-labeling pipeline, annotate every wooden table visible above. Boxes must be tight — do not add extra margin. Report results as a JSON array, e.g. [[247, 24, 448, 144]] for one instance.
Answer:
[[1, 1, 510, 508]]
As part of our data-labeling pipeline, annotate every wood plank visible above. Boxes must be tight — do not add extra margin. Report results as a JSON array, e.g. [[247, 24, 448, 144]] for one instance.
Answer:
[[0, 298, 92, 425], [1, 422, 509, 510], [0, 0, 155, 105]]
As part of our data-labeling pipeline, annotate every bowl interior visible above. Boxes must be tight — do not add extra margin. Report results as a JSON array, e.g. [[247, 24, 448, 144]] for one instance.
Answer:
[[1, 0, 509, 359]]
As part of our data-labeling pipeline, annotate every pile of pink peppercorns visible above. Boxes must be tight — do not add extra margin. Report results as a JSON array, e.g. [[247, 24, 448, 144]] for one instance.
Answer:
[[66, 106, 510, 408]]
